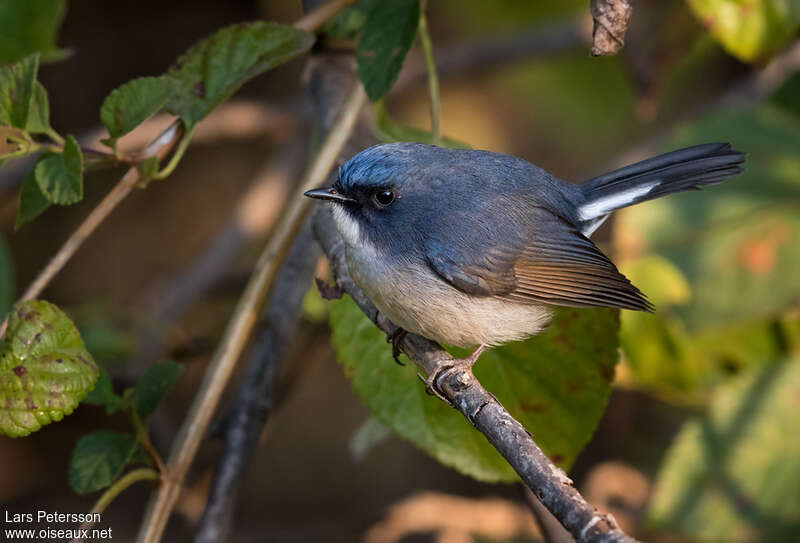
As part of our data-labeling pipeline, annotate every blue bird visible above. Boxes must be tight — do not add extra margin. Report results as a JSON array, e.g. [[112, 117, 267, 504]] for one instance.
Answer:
[[305, 142, 744, 388]]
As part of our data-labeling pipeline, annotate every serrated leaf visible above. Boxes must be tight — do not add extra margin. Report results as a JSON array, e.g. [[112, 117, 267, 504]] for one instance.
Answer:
[[330, 297, 619, 481], [133, 360, 183, 417], [68, 431, 139, 494], [164, 22, 314, 127], [0, 237, 14, 319], [648, 360, 800, 541], [100, 76, 174, 144], [0, 54, 38, 129], [374, 100, 471, 148], [0, 300, 98, 437], [0, 0, 67, 65], [357, 0, 420, 101], [34, 134, 83, 204], [82, 366, 120, 415], [686, 0, 800, 62], [16, 167, 51, 228], [25, 81, 51, 134]]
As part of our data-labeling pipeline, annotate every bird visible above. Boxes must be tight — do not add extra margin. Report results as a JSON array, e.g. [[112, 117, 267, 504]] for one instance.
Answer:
[[305, 142, 744, 392]]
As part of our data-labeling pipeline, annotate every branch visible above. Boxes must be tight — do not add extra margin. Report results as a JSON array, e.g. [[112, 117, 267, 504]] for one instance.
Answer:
[[195, 220, 320, 542], [311, 207, 639, 543], [135, 82, 366, 543]]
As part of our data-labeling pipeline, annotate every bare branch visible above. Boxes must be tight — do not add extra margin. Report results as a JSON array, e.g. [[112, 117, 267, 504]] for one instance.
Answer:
[[590, 0, 632, 56], [195, 221, 320, 543], [312, 207, 639, 543], [135, 81, 366, 543]]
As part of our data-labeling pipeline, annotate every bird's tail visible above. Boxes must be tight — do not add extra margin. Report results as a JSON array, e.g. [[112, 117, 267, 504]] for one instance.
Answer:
[[576, 143, 745, 235]]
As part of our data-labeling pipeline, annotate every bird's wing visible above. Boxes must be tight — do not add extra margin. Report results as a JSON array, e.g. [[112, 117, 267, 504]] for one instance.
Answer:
[[424, 206, 653, 311]]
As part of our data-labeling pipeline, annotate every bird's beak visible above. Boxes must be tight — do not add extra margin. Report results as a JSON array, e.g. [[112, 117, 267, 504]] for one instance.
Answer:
[[304, 187, 356, 204]]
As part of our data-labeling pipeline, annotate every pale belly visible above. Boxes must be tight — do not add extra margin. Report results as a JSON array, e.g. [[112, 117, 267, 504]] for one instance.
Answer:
[[346, 245, 552, 348]]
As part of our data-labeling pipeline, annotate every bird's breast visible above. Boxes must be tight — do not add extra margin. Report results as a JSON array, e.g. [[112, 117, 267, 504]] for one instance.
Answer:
[[343, 240, 552, 348]]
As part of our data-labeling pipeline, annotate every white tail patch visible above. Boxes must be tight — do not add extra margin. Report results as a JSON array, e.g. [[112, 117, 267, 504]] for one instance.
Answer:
[[578, 181, 659, 221], [581, 214, 610, 237]]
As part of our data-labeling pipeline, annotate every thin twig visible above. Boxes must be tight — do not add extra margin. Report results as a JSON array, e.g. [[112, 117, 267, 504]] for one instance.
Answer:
[[72, 468, 160, 543], [312, 207, 639, 543], [417, 5, 441, 146], [135, 83, 366, 543], [0, 121, 184, 338]]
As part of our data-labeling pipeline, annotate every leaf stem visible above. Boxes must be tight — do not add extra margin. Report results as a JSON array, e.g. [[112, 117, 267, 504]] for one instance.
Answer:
[[71, 468, 159, 543], [135, 83, 366, 543], [152, 125, 195, 180], [46, 127, 66, 146], [418, 4, 441, 146], [130, 410, 168, 476]]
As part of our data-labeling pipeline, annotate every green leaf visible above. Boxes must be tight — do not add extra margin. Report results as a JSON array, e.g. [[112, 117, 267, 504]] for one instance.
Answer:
[[330, 297, 619, 481], [68, 431, 139, 494], [82, 366, 121, 415], [0, 300, 98, 437], [0, 54, 38, 129], [25, 81, 51, 134], [648, 360, 800, 541], [0, 0, 67, 64], [164, 22, 314, 127], [0, 237, 14, 319], [357, 0, 420, 101], [374, 100, 471, 148], [686, 0, 800, 62], [34, 134, 83, 204], [16, 167, 51, 228], [100, 76, 174, 145], [133, 360, 184, 418]]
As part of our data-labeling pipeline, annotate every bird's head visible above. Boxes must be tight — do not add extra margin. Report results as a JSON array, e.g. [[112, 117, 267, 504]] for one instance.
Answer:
[[304, 143, 447, 250]]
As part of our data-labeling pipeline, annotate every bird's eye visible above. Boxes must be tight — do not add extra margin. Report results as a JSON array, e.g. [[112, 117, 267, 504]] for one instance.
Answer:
[[374, 189, 395, 207]]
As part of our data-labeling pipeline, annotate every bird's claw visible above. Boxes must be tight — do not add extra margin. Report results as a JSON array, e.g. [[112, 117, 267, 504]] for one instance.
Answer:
[[386, 328, 408, 366], [418, 344, 487, 405]]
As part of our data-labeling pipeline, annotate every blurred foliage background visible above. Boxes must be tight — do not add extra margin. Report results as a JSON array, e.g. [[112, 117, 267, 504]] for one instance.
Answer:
[[0, 0, 798, 542]]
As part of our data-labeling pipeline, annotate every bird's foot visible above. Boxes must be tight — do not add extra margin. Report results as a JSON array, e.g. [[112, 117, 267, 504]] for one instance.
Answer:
[[315, 277, 342, 300], [422, 344, 486, 403], [386, 327, 408, 366]]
